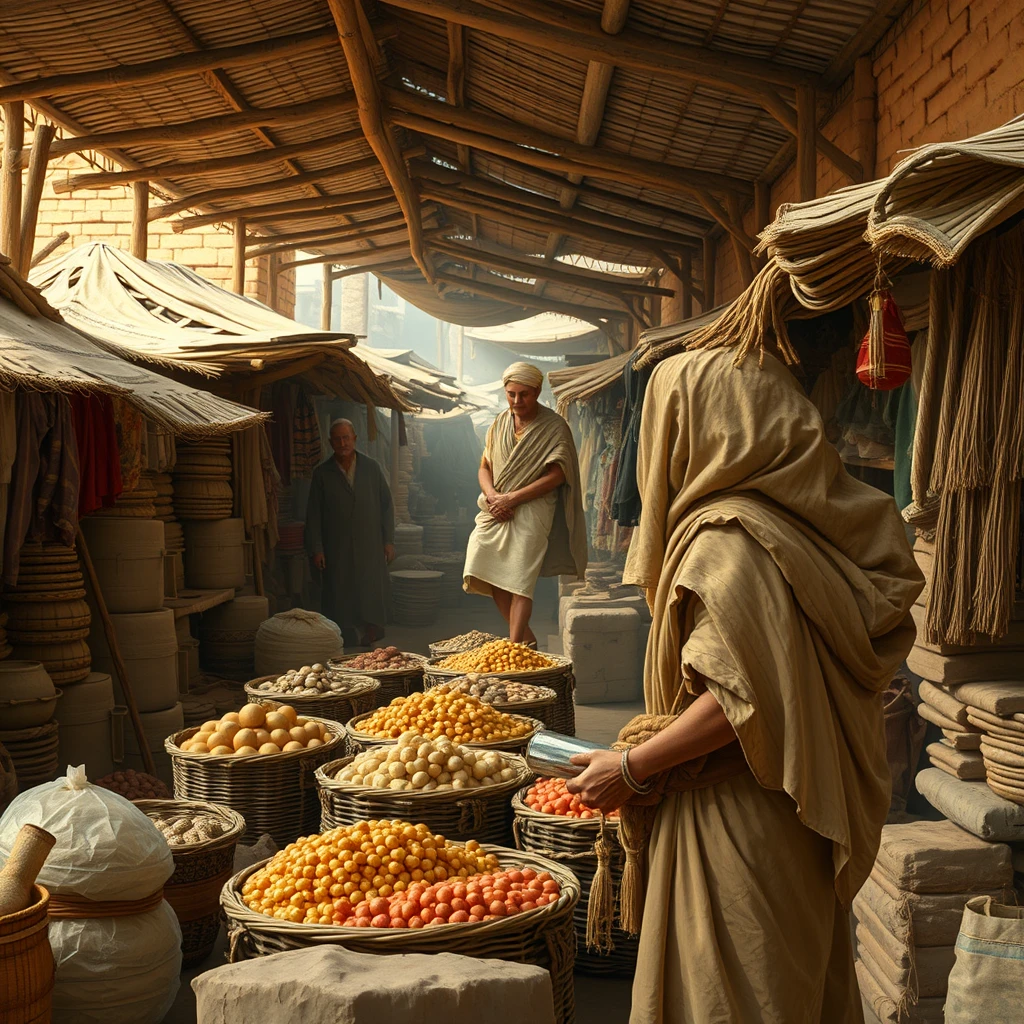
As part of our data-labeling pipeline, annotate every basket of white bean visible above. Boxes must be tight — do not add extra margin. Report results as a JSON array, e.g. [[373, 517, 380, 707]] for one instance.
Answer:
[[245, 665, 380, 724], [315, 731, 533, 845]]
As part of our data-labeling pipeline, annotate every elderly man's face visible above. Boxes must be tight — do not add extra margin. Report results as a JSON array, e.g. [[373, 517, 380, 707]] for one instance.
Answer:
[[505, 383, 540, 419], [330, 424, 357, 458]]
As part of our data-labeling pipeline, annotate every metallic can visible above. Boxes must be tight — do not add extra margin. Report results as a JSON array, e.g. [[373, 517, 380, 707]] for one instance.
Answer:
[[525, 730, 613, 779]]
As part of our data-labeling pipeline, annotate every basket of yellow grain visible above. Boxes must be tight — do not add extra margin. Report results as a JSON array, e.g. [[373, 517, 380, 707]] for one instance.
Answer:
[[165, 702, 344, 846], [426, 639, 576, 735], [343, 688, 543, 756], [425, 676, 559, 731], [220, 819, 579, 1024]]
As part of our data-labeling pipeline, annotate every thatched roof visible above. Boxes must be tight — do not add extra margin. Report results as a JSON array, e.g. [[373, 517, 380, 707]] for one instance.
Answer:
[[0, 254, 266, 437], [33, 242, 411, 410], [0, 0, 910, 332]]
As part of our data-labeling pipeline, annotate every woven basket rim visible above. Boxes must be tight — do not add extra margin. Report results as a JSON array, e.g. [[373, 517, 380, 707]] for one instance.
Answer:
[[511, 786, 621, 833], [133, 797, 247, 854], [345, 710, 543, 749], [428, 632, 501, 656], [330, 652, 428, 678], [244, 674, 381, 702], [165, 716, 345, 766], [220, 844, 580, 937], [426, 654, 572, 679], [315, 752, 532, 801]]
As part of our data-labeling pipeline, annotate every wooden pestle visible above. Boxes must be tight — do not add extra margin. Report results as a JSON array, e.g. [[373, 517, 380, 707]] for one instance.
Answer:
[[0, 823, 56, 917]]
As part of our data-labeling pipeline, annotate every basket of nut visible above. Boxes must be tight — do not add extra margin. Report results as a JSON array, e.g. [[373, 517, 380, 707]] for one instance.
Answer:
[[428, 630, 500, 659], [426, 676, 559, 731], [244, 663, 380, 723], [344, 689, 542, 756], [330, 648, 427, 706], [316, 731, 532, 844], [135, 798, 246, 965]]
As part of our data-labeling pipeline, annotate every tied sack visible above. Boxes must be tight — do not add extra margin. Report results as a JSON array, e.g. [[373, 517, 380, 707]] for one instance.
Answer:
[[945, 896, 1024, 1024], [857, 292, 912, 390]]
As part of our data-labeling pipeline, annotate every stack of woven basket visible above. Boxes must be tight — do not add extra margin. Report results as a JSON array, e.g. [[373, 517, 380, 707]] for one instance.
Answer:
[[7, 542, 91, 686], [422, 517, 455, 555], [393, 522, 424, 560], [389, 570, 442, 627], [152, 472, 184, 591], [0, 721, 59, 791], [89, 471, 158, 519], [152, 473, 175, 521], [421, 553, 464, 607], [174, 439, 233, 521], [0, 611, 10, 660], [199, 596, 269, 679]]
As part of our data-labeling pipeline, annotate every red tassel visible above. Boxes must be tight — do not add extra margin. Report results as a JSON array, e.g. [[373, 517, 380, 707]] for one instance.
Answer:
[[857, 291, 911, 390]]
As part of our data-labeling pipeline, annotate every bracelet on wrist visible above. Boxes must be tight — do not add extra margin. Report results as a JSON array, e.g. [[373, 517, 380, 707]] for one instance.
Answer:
[[621, 748, 654, 795]]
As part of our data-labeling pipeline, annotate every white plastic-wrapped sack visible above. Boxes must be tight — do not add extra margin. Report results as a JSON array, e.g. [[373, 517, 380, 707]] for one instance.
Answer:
[[254, 608, 344, 676], [0, 766, 181, 1023]]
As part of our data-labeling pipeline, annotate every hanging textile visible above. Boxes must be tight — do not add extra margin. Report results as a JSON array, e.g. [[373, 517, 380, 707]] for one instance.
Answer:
[[111, 396, 144, 493], [291, 390, 322, 480], [611, 353, 652, 527], [0, 389, 16, 577], [69, 392, 123, 516], [267, 383, 294, 486], [4, 392, 80, 583], [145, 420, 176, 473]]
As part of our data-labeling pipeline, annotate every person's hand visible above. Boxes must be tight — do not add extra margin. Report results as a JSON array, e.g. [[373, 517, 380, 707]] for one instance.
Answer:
[[384, 543, 395, 564], [312, 552, 326, 571], [566, 749, 634, 814], [486, 492, 517, 521]]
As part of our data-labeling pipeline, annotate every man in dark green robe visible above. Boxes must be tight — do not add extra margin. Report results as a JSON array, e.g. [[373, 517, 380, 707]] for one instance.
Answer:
[[306, 419, 395, 646]]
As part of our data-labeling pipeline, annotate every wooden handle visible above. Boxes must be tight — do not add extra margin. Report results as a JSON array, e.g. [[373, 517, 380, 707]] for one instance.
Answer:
[[76, 526, 157, 776]]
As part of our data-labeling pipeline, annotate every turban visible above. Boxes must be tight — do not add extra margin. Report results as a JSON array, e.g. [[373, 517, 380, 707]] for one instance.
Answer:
[[502, 362, 544, 389]]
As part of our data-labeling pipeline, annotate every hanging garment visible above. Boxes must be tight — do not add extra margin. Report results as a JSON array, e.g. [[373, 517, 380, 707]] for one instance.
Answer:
[[111, 396, 144, 493], [70, 392, 123, 516], [291, 390, 322, 480]]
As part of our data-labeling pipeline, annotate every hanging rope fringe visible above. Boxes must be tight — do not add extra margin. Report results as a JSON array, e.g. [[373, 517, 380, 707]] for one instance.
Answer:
[[584, 815, 615, 954]]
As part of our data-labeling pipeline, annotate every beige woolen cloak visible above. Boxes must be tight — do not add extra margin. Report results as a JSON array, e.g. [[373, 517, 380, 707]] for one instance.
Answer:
[[623, 348, 923, 1024], [464, 405, 587, 598]]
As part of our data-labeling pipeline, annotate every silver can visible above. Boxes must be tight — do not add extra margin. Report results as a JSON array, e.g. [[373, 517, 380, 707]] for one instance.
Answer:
[[525, 731, 613, 779]]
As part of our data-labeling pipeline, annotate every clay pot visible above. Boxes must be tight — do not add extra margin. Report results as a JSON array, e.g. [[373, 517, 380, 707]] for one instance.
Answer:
[[0, 662, 54, 702]]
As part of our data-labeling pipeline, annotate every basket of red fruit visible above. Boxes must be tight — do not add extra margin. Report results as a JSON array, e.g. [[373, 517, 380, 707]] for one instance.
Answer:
[[512, 778, 638, 976]]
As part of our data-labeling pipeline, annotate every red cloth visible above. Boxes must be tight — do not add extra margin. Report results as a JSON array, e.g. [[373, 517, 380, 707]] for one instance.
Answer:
[[856, 294, 912, 390], [70, 393, 123, 515]]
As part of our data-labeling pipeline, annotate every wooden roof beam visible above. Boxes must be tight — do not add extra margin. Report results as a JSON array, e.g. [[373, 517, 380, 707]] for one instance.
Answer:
[[173, 188, 397, 230], [15, 92, 359, 167], [332, 259, 417, 280], [277, 241, 413, 272], [446, 23, 472, 173], [0, 29, 340, 103], [380, 0, 817, 91], [147, 147, 425, 221], [245, 208, 415, 248], [414, 163, 703, 247], [388, 87, 749, 197], [435, 269, 625, 320], [52, 129, 368, 193], [327, 0, 435, 284], [246, 217, 429, 260]]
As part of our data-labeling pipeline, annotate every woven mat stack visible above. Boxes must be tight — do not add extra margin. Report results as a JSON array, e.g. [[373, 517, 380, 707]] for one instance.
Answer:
[[394, 522, 424, 560], [90, 470, 159, 519], [855, 820, 1014, 1024], [0, 611, 10, 661], [389, 569, 442, 627], [0, 721, 59, 791], [174, 438, 233, 521], [152, 472, 185, 591], [198, 595, 269, 680], [6, 542, 91, 686], [420, 552, 465, 607], [422, 517, 455, 555]]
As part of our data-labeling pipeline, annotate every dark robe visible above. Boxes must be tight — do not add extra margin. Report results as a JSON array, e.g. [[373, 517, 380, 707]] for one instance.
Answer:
[[305, 451, 394, 635]]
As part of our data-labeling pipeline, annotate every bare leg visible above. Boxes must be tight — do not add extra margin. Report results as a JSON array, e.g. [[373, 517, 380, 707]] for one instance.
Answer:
[[509, 595, 536, 645], [490, 585, 513, 627]]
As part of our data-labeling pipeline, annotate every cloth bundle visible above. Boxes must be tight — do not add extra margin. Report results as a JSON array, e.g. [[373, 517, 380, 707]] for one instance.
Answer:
[[854, 821, 1014, 1023]]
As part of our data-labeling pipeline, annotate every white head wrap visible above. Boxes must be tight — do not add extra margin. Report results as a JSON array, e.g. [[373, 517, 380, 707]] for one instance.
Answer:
[[502, 361, 544, 389]]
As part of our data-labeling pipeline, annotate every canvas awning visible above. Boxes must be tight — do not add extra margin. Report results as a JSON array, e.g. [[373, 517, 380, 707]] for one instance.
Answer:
[[0, 258, 265, 438]]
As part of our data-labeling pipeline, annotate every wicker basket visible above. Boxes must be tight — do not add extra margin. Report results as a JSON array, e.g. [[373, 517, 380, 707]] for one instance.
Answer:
[[344, 710, 544, 756], [244, 675, 381, 724], [316, 753, 533, 845], [512, 788, 637, 977], [330, 653, 427, 706], [427, 631, 501, 658], [221, 846, 578, 1024], [165, 718, 345, 847], [426, 656, 577, 736], [426, 679, 560, 732], [135, 798, 246, 966]]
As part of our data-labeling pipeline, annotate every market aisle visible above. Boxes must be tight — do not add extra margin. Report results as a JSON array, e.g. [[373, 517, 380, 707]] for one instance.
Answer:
[[164, 583, 640, 1022]]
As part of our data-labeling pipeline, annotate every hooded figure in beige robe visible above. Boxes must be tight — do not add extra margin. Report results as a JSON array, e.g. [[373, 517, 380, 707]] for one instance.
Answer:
[[616, 347, 923, 1024]]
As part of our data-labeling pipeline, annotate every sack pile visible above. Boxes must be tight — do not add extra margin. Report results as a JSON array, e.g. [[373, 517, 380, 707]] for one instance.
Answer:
[[854, 820, 1013, 1024]]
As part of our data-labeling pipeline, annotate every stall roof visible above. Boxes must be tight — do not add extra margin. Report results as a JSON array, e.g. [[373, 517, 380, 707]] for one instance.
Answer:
[[0, 256, 265, 438], [355, 346, 466, 411], [635, 117, 1024, 369], [33, 242, 411, 410], [0, 0, 910, 332]]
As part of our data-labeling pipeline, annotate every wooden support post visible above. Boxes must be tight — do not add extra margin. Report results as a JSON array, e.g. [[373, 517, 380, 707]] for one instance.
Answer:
[[267, 253, 279, 311], [703, 235, 716, 312], [726, 195, 754, 289], [1, 102, 24, 266], [854, 56, 876, 182], [389, 408, 401, 503], [30, 230, 69, 269], [232, 217, 245, 294], [77, 527, 156, 775], [18, 121, 54, 276], [679, 250, 693, 321], [321, 263, 333, 330], [796, 85, 817, 203], [131, 181, 149, 260]]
